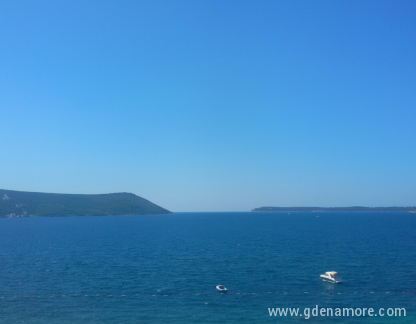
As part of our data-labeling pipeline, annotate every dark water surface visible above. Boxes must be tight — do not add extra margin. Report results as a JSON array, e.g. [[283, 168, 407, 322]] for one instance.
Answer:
[[0, 212, 415, 323]]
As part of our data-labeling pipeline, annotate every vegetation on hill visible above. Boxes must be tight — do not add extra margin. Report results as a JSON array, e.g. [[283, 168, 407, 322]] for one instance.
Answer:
[[251, 206, 416, 212], [0, 189, 172, 217]]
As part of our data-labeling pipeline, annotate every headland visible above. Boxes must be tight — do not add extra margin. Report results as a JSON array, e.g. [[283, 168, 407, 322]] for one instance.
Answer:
[[0, 189, 172, 217]]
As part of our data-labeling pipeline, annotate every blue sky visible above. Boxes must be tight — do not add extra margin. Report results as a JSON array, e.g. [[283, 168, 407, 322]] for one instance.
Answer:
[[1, 0, 415, 211]]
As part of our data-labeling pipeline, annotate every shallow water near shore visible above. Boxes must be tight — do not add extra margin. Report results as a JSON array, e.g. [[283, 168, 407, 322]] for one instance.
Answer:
[[0, 212, 415, 323]]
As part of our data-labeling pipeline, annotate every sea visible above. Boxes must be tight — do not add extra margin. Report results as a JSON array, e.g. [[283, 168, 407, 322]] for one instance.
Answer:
[[0, 212, 415, 323]]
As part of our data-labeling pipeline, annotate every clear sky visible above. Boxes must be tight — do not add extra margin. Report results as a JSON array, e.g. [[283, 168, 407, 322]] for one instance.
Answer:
[[1, 0, 415, 212]]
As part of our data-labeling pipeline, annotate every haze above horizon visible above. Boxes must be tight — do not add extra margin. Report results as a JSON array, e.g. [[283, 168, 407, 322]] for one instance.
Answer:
[[1, 0, 415, 212]]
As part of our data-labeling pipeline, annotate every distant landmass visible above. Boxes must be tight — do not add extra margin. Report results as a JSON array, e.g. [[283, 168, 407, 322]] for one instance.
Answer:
[[0, 189, 172, 217], [251, 206, 416, 213], [250, 206, 416, 213]]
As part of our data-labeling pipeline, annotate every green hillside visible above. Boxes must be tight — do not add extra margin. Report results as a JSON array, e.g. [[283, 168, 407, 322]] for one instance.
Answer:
[[0, 189, 172, 217]]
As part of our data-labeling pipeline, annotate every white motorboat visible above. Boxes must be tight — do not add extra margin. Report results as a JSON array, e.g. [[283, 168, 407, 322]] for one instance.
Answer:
[[320, 271, 343, 283], [216, 285, 228, 293]]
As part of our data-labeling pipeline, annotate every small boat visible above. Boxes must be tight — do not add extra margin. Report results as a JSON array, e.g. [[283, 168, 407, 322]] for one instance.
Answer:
[[320, 271, 343, 283], [216, 285, 228, 293]]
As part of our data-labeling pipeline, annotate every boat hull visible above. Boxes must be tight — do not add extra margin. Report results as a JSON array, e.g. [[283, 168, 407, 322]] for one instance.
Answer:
[[216, 285, 228, 293], [320, 275, 343, 283]]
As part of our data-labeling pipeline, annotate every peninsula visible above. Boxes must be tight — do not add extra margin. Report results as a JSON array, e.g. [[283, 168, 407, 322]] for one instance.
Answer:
[[251, 206, 416, 212], [0, 189, 172, 217]]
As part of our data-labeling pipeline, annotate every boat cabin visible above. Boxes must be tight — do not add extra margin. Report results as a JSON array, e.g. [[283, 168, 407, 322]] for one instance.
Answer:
[[326, 272, 338, 278]]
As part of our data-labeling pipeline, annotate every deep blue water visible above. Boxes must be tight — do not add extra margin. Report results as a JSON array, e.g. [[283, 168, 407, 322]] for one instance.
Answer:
[[0, 212, 415, 323]]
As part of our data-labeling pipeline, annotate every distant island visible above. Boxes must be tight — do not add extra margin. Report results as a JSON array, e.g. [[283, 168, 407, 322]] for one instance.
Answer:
[[0, 189, 172, 217], [251, 206, 416, 213]]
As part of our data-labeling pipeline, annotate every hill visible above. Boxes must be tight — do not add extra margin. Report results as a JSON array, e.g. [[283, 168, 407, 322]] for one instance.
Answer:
[[251, 206, 416, 212], [0, 189, 172, 217]]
